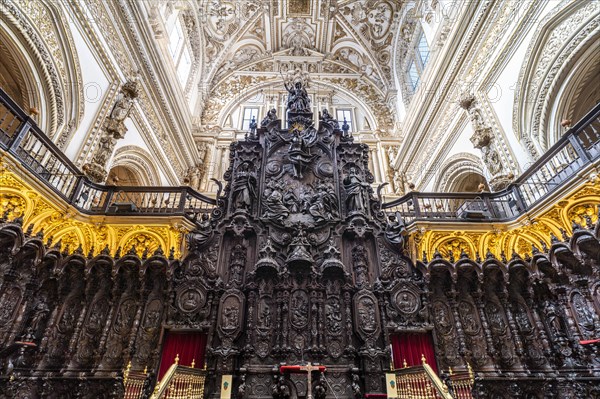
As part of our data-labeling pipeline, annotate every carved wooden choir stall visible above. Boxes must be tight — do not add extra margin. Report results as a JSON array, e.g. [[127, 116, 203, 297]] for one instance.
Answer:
[[1, 81, 600, 398]]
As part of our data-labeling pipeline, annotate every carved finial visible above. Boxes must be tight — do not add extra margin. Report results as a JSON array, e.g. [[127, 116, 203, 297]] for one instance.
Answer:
[[128, 245, 138, 256], [174, 354, 180, 365], [101, 244, 111, 255], [403, 359, 408, 368], [25, 223, 34, 236], [500, 251, 507, 263], [12, 215, 23, 225], [141, 246, 149, 260], [115, 247, 122, 259], [87, 246, 95, 259], [169, 247, 175, 260], [62, 244, 70, 257], [448, 250, 455, 263], [46, 236, 53, 247], [153, 246, 164, 256], [550, 233, 559, 244], [531, 244, 540, 255], [559, 228, 570, 241], [475, 252, 481, 263], [1, 209, 10, 221], [421, 354, 427, 365], [35, 228, 44, 239], [143, 366, 148, 374], [486, 248, 495, 260], [191, 358, 195, 368], [53, 239, 62, 251], [422, 251, 428, 263], [540, 240, 548, 252], [511, 250, 521, 260], [460, 249, 469, 259], [524, 253, 531, 261], [433, 248, 442, 259], [572, 220, 582, 232], [74, 244, 84, 255], [448, 367, 453, 376]]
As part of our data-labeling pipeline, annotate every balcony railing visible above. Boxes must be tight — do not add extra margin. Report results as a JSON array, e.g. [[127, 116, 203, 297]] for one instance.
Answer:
[[1, 87, 599, 225], [0, 88, 216, 224], [383, 102, 600, 223]]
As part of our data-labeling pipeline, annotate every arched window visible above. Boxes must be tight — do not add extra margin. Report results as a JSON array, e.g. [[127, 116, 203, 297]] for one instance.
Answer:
[[166, 15, 192, 87], [406, 31, 430, 92]]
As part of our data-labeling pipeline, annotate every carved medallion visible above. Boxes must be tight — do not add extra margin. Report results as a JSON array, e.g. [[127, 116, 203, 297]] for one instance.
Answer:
[[394, 289, 419, 315], [177, 288, 205, 313]]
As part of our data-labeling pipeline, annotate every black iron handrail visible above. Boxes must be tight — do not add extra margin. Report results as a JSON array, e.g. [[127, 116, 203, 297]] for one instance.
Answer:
[[382, 102, 600, 223], [0, 88, 216, 222], [1, 87, 599, 225]]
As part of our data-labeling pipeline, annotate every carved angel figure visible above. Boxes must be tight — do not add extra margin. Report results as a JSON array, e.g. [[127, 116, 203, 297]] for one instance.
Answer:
[[284, 81, 311, 113]]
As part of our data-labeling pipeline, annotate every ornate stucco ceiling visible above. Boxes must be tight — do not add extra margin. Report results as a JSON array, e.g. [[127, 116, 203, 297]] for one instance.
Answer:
[[191, 0, 401, 135]]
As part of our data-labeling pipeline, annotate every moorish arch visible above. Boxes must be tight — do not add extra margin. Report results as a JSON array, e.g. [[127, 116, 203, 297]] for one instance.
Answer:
[[108, 146, 162, 186], [433, 153, 489, 193]]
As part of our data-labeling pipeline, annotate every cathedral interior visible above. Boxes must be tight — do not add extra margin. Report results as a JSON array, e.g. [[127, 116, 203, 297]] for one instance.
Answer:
[[1, 0, 600, 398]]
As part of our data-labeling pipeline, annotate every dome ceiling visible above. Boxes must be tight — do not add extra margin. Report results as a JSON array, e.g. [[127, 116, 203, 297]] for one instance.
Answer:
[[192, 0, 400, 135]]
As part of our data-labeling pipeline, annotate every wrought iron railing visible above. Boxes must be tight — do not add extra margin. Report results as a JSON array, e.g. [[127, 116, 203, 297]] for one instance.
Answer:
[[0, 88, 216, 223], [1, 87, 599, 225], [394, 356, 454, 399], [383, 102, 600, 223], [150, 356, 206, 399]]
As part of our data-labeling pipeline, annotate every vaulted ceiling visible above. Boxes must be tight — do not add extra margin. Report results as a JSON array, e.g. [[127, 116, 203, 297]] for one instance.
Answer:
[[186, 0, 402, 135]]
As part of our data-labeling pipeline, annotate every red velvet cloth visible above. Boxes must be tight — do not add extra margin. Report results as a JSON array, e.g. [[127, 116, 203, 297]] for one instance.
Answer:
[[157, 332, 207, 380], [390, 333, 438, 375]]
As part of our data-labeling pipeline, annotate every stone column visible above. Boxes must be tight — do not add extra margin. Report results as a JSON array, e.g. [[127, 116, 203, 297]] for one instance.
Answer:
[[83, 78, 140, 183], [458, 92, 513, 191]]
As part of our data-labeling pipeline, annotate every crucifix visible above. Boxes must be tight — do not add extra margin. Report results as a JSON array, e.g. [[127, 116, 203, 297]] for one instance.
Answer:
[[279, 364, 327, 399]]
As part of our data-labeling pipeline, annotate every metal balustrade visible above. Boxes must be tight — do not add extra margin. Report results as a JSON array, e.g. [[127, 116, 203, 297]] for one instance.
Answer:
[[0, 89, 216, 223], [1, 87, 599, 225], [383, 102, 600, 222]]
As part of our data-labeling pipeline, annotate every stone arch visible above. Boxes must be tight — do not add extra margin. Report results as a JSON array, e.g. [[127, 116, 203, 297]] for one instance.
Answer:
[[108, 146, 162, 186], [433, 153, 488, 193], [0, 0, 83, 143], [513, 1, 600, 154]]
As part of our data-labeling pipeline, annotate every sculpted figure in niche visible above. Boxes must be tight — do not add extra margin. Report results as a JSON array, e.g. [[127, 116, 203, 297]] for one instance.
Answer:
[[29, 301, 50, 336], [344, 167, 370, 213], [223, 306, 239, 330], [326, 298, 343, 334], [572, 294, 595, 331], [258, 300, 271, 328], [231, 162, 256, 211]]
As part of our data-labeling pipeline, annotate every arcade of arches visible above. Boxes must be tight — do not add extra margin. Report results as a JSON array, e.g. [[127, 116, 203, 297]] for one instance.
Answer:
[[1, 1, 600, 398]]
